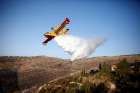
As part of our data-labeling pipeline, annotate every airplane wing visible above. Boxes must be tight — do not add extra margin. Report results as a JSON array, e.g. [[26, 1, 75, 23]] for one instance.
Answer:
[[54, 18, 70, 35], [43, 35, 55, 44], [59, 27, 69, 35]]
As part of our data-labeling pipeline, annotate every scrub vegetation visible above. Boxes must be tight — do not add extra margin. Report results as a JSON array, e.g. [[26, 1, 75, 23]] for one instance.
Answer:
[[37, 59, 140, 93]]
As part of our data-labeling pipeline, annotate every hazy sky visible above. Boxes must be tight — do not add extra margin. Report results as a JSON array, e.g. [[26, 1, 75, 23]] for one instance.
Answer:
[[0, 0, 140, 59]]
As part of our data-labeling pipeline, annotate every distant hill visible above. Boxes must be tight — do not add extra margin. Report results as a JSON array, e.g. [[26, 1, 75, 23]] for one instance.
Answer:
[[0, 54, 140, 93]]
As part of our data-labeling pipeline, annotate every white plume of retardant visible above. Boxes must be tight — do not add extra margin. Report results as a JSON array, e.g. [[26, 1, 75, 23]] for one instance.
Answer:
[[54, 35, 105, 61]]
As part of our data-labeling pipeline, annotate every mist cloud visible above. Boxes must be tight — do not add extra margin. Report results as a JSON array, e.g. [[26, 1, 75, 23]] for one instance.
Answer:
[[54, 35, 105, 61]]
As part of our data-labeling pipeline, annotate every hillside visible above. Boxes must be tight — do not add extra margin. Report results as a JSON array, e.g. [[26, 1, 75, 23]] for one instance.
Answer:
[[37, 60, 140, 93], [0, 54, 140, 93]]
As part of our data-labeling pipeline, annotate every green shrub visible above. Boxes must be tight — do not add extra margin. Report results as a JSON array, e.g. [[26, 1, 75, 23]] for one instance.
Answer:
[[101, 63, 111, 73]]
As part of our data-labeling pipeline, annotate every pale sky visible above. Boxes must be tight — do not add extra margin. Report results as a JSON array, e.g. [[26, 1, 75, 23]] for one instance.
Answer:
[[1, 0, 140, 59]]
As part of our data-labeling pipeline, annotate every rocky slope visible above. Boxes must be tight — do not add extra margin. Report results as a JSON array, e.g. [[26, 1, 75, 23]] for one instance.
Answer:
[[0, 54, 140, 93]]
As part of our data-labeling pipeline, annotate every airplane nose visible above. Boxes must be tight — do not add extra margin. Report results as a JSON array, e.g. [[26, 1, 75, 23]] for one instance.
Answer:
[[65, 18, 70, 24], [66, 18, 70, 22]]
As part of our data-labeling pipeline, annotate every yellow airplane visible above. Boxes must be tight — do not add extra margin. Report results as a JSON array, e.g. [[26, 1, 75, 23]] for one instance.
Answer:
[[43, 18, 70, 45]]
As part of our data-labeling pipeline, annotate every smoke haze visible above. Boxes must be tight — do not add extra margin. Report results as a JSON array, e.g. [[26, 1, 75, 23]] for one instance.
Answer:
[[54, 35, 105, 61]]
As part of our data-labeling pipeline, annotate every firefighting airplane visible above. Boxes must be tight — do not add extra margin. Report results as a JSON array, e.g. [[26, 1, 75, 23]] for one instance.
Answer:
[[43, 18, 70, 45]]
